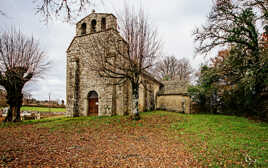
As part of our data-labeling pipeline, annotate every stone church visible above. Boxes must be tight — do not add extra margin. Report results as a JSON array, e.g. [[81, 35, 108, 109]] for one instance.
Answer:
[[66, 11, 191, 117]]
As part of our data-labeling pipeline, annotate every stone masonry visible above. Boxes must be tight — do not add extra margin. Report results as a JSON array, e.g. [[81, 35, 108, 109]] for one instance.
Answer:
[[66, 11, 192, 117]]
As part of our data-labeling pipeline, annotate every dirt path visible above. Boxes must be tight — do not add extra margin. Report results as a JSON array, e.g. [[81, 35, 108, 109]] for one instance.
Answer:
[[0, 115, 200, 168]]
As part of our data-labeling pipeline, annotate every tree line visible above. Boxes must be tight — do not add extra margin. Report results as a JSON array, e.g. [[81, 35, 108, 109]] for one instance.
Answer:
[[189, 0, 268, 119]]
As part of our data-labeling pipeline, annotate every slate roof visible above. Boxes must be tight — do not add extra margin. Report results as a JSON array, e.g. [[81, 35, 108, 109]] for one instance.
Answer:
[[158, 80, 189, 95]]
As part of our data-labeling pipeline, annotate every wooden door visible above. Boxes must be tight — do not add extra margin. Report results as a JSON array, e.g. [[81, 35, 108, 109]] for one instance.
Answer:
[[88, 98, 98, 115]]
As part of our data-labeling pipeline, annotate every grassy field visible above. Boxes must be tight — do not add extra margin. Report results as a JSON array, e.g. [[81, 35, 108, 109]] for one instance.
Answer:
[[21, 106, 66, 112], [170, 113, 268, 167], [0, 111, 267, 167]]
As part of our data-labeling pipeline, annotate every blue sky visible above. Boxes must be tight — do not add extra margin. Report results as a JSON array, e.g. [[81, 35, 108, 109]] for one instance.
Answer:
[[0, 0, 213, 101]]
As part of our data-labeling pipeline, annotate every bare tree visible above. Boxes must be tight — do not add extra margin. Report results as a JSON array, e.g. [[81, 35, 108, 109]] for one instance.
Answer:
[[193, 0, 268, 91], [193, 0, 267, 55], [1, 0, 99, 22], [89, 6, 162, 120], [153, 56, 193, 82], [0, 28, 49, 122], [153, 56, 179, 81], [34, 0, 98, 22], [176, 58, 193, 82], [192, 0, 268, 115], [0, 10, 7, 17]]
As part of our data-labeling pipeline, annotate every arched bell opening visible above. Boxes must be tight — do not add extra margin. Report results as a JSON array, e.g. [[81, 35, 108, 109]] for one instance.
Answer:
[[81, 23, 87, 35], [101, 17, 106, 31], [91, 19, 97, 33]]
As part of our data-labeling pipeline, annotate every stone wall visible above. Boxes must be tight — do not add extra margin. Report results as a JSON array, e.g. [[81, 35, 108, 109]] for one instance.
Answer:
[[66, 28, 122, 117], [66, 12, 162, 117], [156, 80, 191, 114], [115, 83, 129, 116], [66, 11, 190, 117], [156, 94, 191, 114], [138, 75, 161, 112], [66, 40, 115, 116], [76, 13, 117, 36]]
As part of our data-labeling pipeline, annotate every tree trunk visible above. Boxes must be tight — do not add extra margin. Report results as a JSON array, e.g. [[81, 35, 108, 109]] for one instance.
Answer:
[[131, 81, 140, 120], [14, 105, 21, 122], [4, 105, 13, 122], [14, 94, 23, 122], [14, 106, 22, 122], [4, 88, 23, 122]]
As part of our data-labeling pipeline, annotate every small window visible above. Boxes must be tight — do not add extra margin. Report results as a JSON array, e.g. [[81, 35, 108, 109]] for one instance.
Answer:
[[81, 23, 86, 35], [101, 18, 106, 31], [91, 19, 97, 32]]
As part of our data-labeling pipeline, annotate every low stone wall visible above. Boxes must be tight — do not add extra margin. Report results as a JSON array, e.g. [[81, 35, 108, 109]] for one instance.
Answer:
[[156, 94, 191, 114], [0, 108, 65, 120], [40, 111, 65, 118]]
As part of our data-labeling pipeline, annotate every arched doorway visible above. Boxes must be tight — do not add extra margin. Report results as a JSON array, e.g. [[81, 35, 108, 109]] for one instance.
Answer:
[[88, 91, 98, 115]]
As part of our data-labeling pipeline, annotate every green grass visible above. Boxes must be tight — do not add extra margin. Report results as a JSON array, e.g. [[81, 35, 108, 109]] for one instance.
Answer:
[[0, 114, 123, 129], [170, 113, 268, 167], [20, 106, 66, 112], [1, 111, 267, 167]]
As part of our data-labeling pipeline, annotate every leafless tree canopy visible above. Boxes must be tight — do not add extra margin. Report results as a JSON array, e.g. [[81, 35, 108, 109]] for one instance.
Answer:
[[0, 29, 48, 81], [0, 10, 7, 17], [89, 31, 129, 84], [193, 0, 268, 55], [153, 56, 193, 82], [34, 0, 96, 22], [117, 6, 162, 73], [153, 56, 178, 81], [176, 58, 193, 82], [89, 6, 162, 120], [0, 28, 49, 122], [90, 6, 162, 85]]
